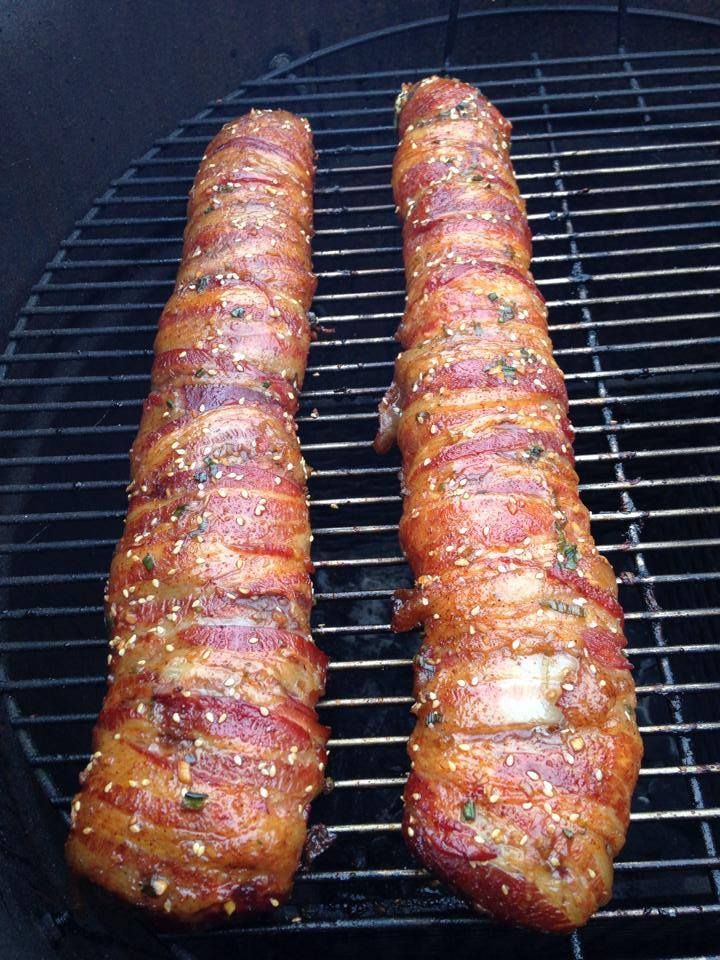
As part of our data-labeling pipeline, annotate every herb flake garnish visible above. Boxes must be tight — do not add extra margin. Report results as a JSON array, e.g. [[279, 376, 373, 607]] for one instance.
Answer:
[[561, 544, 579, 570], [540, 598, 585, 618], [142, 554, 155, 572], [182, 791, 209, 810], [231, 306, 246, 318], [462, 800, 477, 822], [189, 517, 209, 538]]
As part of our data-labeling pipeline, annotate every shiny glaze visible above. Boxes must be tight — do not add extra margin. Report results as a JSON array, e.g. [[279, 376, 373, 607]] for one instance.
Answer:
[[65, 110, 328, 923], [376, 77, 642, 932]]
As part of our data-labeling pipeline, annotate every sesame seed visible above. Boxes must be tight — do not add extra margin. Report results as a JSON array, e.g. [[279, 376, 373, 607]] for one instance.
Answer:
[[260, 787, 269, 799], [192, 841, 206, 856], [270, 898, 280, 908], [527, 770, 540, 781], [224, 900, 236, 916], [260, 706, 270, 717], [407, 826, 415, 837]]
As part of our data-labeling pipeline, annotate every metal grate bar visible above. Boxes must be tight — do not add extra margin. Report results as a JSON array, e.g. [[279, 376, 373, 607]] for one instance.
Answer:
[[535, 55, 720, 915], [186, 78, 720, 117], [128, 136, 720, 175], [116, 155, 720, 190]]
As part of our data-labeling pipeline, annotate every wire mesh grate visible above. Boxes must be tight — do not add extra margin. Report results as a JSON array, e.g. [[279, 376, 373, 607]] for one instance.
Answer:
[[1, 31, 720, 958]]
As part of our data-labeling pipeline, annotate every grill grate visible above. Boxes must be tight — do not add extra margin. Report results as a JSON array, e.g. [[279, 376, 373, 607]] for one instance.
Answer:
[[2, 9, 720, 958]]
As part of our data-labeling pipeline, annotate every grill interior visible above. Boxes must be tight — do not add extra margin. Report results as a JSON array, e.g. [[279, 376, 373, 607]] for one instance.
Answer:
[[1, 7, 720, 958]]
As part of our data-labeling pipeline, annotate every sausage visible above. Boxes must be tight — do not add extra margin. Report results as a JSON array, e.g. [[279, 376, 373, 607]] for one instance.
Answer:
[[376, 76, 642, 932], [65, 109, 328, 924]]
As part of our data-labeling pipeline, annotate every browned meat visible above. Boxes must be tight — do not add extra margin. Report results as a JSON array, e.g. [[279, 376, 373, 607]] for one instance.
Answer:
[[65, 109, 328, 924], [376, 76, 642, 932]]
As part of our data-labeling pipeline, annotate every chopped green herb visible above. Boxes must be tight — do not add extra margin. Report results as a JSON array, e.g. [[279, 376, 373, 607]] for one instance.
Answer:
[[182, 791, 209, 810], [166, 398, 174, 410], [261, 380, 271, 389], [425, 710, 443, 727], [194, 368, 207, 378], [562, 827, 575, 839], [194, 470, 208, 484], [189, 517, 209, 538], [142, 554, 155, 572], [203, 205, 215, 215], [540, 598, 585, 618], [498, 304, 515, 323], [416, 653, 436, 678], [230, 306, 246, 318], [204, 456, 220, 478], [487, 292, 499, 302], [218, 183, 235, 193], [171, 504, 188, 519], [561, 544, 579, 570], [461, 800, 476, 822], [527, 445, 544, 461], [196, 275, 211, 293], [485, 357, 517, 381]]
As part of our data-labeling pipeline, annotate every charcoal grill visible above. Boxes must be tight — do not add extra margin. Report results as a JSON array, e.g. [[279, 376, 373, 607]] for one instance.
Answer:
[[2, 3, 720, 958]]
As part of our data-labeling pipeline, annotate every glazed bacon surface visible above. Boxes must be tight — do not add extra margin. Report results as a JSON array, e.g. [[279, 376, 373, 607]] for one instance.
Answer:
[[376, 77, 642, 932], [65, 110, 328, 923]]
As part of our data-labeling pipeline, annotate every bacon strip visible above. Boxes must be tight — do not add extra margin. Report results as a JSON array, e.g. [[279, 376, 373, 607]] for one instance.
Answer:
[[376, 76, 642, 932], [66, 110, 328, 923]]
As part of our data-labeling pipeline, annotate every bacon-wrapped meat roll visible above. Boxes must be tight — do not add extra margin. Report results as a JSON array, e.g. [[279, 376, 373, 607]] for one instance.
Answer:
[[376, 76, 642, 932], [66, 110, 328, 923]]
